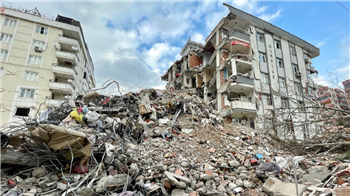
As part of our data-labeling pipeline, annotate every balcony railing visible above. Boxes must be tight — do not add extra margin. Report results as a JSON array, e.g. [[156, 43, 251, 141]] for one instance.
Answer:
[[230, 74, 254, 86], [49, 79, 75, 94], [52, 63, 78, 77], [230, 98, 256, 111], [58, 34, 79, 48], [56, 50, 79, 65], [229, 28, 250, 42], [46, 99, 64, 105]]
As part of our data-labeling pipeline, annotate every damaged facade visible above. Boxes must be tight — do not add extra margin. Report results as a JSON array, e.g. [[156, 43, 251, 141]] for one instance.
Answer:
[[162, 3, 320, 140], [0, 5, 95, 126]]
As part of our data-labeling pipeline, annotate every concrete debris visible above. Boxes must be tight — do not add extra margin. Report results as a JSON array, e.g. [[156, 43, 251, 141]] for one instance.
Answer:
[[1, 88, 350, 196]]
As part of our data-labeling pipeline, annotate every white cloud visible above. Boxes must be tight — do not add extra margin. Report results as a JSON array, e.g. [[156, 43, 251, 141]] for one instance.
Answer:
[[142, 42, 181, 70], [316, 41, 326, 48], [191, 33, 205, 44], [258, 10, 282, 22]]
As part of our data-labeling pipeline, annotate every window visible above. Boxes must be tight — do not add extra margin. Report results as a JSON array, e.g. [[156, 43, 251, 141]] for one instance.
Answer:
[[15, 108, 30, 116], [259, 53, 266, 62], [274, 40, 281, 49], [289, 45, 296, 56], [292, 64, 299, 76], [261, 73, 269, 84], [83, 72, 87, 79], [262, 94, 272, 105], [0, 33, 13, 42], [279, 78, 286, 88], [23, 71, 39, 81], [32, 40, 45, 49], [281, 98, 289, 108], [4, 18, 17, 27], [308, 87, 314, 96], [35, 25, 48, 35], [19, 88, 35, 98], [0, 50, 8, 59], [257, 33, 264, 43], [295, 83, 302, 95], [298, 101, 306, 112], [276, 58, 283, 68], [28, 55, 42, 65]]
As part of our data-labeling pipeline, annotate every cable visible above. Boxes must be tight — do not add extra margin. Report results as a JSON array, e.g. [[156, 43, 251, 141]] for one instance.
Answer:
[[336, 0, 350, 12]]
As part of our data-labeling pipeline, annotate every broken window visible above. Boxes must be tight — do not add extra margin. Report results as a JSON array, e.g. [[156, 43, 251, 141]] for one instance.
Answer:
[[35, 25, 48, 35], [262, 94, 272, 105], [257, 33, 264, 43], [186, 78, 189, 84], [298, 101, 306, 112], [274, 40, 281, 49], [19, 88, 35, 98], [15, 107, 30, 116], [285, 120, 294, 133], [276, 58, 283, 68], [292, 64, 299, 76], [259, 53, 266, 62], [261, 73, 269, 84]]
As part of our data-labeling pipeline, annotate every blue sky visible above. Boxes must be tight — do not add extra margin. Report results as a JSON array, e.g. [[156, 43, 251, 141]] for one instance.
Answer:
[[6, 1, 350, 92]]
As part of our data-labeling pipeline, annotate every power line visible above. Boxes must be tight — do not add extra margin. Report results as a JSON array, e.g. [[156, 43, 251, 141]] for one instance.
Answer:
[[336, 0, 350, 13]]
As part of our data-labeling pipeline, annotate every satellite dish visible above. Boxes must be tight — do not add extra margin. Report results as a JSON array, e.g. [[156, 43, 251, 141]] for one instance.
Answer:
[[71, 46, 79, 51]]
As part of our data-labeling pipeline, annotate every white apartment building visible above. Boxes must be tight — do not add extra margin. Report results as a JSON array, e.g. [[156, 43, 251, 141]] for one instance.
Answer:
[[162, 3, 320, 140], [0, 6, 95, 126]]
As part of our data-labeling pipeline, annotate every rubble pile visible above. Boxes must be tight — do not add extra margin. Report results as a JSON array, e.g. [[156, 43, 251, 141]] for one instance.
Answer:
[[1, 89, 350, 196]]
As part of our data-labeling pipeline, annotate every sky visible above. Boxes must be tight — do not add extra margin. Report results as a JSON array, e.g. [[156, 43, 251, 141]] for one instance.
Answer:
[[4, 0, 350, 93]]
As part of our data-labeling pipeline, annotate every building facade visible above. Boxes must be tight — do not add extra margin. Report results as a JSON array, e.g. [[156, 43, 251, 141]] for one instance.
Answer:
[[162, 3, 320, 140], [0, 6, 95, 126]]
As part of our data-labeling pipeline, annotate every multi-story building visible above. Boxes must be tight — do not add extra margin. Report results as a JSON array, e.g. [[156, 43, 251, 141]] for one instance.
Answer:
[[162, 3, 320, 140], [343, 79, 350, 95], [0, 6, 95, 126]]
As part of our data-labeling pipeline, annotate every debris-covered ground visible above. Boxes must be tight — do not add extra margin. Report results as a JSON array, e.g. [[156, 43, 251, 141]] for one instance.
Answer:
[[1, 89, 350, 196]]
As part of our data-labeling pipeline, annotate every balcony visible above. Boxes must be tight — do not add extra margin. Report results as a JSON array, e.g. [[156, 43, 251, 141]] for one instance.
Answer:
[[49, 80, 75, 95], [231, 75, 254, 86], [52, 63, 77, 80], [229, 29, 250, 42], [220, 97, 256, 118], [318, 86, 329, 93], [46, 99, 64, 106], [307, 78, 315, 88], [58, 34, 79, 50], [56, 50, 78, 65]]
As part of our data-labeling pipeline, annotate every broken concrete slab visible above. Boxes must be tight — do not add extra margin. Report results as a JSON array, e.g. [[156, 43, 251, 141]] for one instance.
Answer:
[[262, 177, 307, 196], [302, 166, 331, 184]]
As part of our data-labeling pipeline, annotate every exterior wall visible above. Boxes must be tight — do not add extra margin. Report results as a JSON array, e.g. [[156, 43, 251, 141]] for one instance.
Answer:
[[0, 7, 95, 126], [189, 54, 202, 68]]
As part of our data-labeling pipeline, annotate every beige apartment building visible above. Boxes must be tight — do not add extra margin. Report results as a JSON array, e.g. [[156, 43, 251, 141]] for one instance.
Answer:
[[162, 3, 320, 140], [0, 6, 95, 126]]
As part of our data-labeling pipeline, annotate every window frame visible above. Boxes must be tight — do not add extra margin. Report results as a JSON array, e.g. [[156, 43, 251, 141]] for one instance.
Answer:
[[0, 50, 8, 59], [257, 33, 264, 43], [4, 18, 17, 27], [35, 25, 48, 35], [28, 55, 42, 65], [281, 98, 289, 108], [15, 107, 30, 116], [23, 71, 39, 81], [262, 94, 272, 105], [259, 53, 266, 63], [279, 77, 286, 88], [19, 88, 35, 99], [276, 58, 283, 68], [261, 72, 269, 84], [295, 82, 303, 95], [274, 40, 281, 49], [0, 33, 13, 42], [32, 40, 45, 49], [289, 45, 296, 56]]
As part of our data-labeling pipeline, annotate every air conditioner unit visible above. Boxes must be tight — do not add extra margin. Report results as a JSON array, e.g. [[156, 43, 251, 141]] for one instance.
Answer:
[[296, 71, 302, 78], [34, 46, 43, 52]]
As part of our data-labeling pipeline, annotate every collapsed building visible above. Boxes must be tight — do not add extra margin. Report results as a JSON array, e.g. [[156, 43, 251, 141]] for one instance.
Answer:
[[161, 3, 321, 140]]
